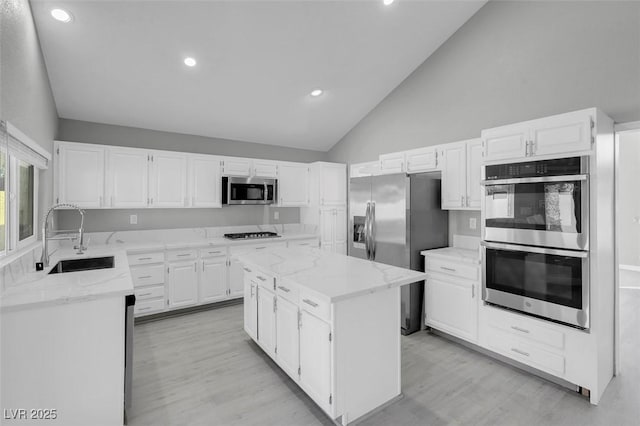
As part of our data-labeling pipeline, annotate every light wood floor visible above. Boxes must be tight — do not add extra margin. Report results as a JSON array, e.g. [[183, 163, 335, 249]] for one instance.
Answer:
[[128, 289, 640, 426]]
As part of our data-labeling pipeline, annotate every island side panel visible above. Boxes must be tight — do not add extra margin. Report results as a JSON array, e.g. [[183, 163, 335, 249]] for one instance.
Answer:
[[334, 286, 401, 424]]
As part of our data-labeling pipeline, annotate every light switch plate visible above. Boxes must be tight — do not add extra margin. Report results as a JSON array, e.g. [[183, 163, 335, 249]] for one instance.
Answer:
[[469, 218, 477, 230], [274, 211, 280, 220], [130, 215, 138, 225]]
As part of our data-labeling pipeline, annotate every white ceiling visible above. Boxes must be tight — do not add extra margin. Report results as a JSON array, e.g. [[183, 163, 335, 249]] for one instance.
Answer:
[[31, 0, 485, 151]]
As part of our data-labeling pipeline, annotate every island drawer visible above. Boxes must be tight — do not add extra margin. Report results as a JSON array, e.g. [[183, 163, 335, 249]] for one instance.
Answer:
[[230, 242, 287, 256], [276, 278, 299, 303], [131, 264, 165, 287], [425, 257, 478, 281], [128, 252, 165, 266], [486, 306, 565, 351], [299, 288, 330, 322], [167, 249, 197, 262], [199, 247, 227, 259], [243, 264, 276, 290], [135, 298, 165, 316], [135, 285, 165, 301]]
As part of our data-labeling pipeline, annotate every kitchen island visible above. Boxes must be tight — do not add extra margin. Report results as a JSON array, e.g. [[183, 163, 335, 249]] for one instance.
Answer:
[[238, 247, 427, 425]]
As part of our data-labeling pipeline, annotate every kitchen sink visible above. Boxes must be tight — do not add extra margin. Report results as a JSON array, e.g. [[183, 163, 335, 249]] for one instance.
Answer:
[[48, 256, 115, 274]]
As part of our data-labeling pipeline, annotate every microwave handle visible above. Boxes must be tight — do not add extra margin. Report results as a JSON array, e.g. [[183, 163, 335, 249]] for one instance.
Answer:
[[480, 241, 588, 258], [264, 183, 268, 202]]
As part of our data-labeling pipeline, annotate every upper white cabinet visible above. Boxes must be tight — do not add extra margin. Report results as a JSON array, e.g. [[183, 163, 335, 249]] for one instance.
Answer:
[[55, 142, 105, 208], [442, 139, 482, 210], [350, 161, 379, 178], [106, 147, 149, 208], [379, 152, 406, 174], [482, 109, 594, 162], [318, 163, 347, 206], [278, 162, 309, 206], [252, 160, 278, 178], [405, 146, 443, 173], [189, 155, 221, 208], [149, 152, 188, 208], [221, 158, 278, 178]]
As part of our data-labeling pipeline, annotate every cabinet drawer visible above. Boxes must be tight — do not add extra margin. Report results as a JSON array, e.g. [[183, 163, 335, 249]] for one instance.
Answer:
[[287, 238, 319, 248], [134, 298, 165, 316], [199, 247, 227, 259], [425, 257, 478, 281], [128, 252, 164, 266], [486, 306, 565, 351], [276, 277, 299, 304], [486, 327, 565, 375], [131, 264, 165, 287], [299, 288, 331, 322], [167, 249, 197, 262], [135, 285, 165, 300], [230, 242, 286, 256]]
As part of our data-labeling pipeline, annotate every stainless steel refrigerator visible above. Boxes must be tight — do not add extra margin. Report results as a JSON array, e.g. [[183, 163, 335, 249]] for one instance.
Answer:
[[349, 173, 448, 335]]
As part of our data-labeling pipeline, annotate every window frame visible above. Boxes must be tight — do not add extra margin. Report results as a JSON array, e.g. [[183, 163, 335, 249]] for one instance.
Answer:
[[10, 156, 38, 250]]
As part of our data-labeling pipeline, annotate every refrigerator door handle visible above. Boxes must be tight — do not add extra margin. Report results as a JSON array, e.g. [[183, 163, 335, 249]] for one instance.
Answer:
[[365, 201, 371, 260], [371, 201, 376, 260]]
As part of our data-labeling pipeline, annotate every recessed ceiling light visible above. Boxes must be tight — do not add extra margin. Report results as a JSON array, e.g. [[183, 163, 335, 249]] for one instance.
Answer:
[[51, 8, 72, 23], [310, 89, 323, 97], [184, 57, 197, 67], [383, 0, 395, 5]]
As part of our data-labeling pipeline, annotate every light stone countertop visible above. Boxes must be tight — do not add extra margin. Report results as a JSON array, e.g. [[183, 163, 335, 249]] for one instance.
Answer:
[[420, 246, 481, 264], [238, 247, 427, 303], [1, 246, 134, 313]]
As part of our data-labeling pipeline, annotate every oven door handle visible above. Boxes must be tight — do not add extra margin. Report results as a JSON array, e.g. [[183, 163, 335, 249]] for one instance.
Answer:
[[480, 241, 588, 258], [481, 174, 588, 186]]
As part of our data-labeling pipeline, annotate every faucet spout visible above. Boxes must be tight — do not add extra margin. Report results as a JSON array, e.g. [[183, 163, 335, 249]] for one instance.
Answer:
[[41, 203, 87, 268]]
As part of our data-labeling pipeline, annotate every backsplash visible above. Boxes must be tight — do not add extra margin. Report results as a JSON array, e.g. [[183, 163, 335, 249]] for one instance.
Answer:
[[448, 210, 481, 246]]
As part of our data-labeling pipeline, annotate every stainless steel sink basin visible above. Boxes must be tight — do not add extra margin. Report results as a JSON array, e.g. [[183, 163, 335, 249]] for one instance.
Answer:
[[48, 256, 115, 274]]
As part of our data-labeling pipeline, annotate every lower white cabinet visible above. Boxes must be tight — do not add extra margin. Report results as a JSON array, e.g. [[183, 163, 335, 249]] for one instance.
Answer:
[[257, 287, 277, 357], [244, 270, 258, 340], [275, 295, 300, 379], [299, 309, 332, 413], [425, 274, 478, 343], [200, 256, 228, 304], [167, 260, 198, 308], [319, 207, 347, 255], [228, 258, 244, 297]]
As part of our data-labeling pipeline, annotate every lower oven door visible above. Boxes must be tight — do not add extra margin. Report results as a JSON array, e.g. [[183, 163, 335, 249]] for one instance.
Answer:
[[482, 241, 589, 329]]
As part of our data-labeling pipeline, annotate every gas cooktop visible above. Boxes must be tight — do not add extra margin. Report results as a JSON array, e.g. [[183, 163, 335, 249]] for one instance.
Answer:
[[223, 232, 281, 240]]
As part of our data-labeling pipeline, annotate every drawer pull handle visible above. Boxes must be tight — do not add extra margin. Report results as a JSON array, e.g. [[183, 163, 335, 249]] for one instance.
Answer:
[[208, 251, 222, 255], [138, 292, 152, 297], [243, 267, 252, 273], [176, 253, 192, 257], [256, 276, 267, 282], [303, 299, 318, 308], [298, 243, 309, 246], [255, 247, 267, 250], [511, 348, 530, 357], [138, 307, 151, 312], [511, 326, 530, 334], [138, 257, 152, 261], [138, 275, 152, 279], [277, 286, 290, 293], [440, 266, 456, 272]]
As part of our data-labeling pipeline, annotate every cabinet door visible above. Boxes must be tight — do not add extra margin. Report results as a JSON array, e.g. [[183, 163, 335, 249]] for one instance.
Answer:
[[228, 258, 244, 298], [200, 257, 227, 304], [189, 156, 221, 208], [106, 147, 149, 208], [299, 310, 332, 412], [150, 152, 187, 207], [465, 139, 483, 210], [222, 158, 251, 177], [276, 296, 299, 379], [319, 208, 335, 252], [405, 146, 440, 173], [279, 163, 309, 206], [167, 261, 198, 308], [257, 287, 277, 357], [530, 111, 592, 157], [425, 275, 478, 343], [441, 143, 466, 210], [333, 207, 347, 255], [253, 160, 278, 178], [482, 124, 528, 162], [57, 142, 105, 208], [350, 161, 379, 178], [379, 152, 405, 174], [244, 275, 258, 340], [320, 163, 346, 206]]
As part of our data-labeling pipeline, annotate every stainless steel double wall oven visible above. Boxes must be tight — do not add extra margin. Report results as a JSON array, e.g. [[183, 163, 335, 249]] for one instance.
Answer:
[[481, 156, 590, 329]]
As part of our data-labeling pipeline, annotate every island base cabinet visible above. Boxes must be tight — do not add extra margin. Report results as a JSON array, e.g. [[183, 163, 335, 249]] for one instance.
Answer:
[[257, 287, 277, 357], [299, 310, 333, 414], [244, 274, 258, 340], [276, 296, 300, 380]]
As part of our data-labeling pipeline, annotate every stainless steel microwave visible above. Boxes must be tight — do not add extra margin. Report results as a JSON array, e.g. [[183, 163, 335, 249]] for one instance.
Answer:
[[222, 176, 277, 205]]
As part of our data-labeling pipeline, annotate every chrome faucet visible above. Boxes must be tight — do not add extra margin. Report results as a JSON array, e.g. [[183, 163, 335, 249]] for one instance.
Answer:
[[41, 203, 87, 268]]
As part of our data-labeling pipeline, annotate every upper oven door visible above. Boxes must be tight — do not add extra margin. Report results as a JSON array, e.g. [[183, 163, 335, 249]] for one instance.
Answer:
[[482, 174, 589, 250]]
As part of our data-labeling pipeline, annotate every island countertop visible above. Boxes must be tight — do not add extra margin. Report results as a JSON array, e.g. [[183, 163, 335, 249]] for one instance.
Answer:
[[238, 247, 427, 303]]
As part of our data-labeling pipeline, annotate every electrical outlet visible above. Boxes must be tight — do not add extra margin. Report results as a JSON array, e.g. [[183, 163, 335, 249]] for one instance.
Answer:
[[469, 218, 477, 230], [274, 211, 280, 220], [130, 215, 138, 225]]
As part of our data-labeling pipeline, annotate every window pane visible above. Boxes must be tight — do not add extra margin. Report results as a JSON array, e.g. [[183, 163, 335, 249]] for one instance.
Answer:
[[0, 151, 5, 251], [18, 161, 34, 241]]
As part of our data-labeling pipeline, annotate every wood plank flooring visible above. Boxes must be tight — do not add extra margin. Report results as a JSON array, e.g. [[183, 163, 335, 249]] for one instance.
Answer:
[[128, 289, 640, 426]]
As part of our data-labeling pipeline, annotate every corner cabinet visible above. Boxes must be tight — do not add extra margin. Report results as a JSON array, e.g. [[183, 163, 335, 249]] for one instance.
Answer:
[[441, 138, 482, 210], [55, 142, 106, 208]]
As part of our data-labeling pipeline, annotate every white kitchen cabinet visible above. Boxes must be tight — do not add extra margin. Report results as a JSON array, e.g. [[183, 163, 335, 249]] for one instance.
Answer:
[[228, 257, 245, 297], [149, 151, 188, 207], [441, 138, 482, 210], [257, 286, 277, 357], [253, 160, 279, 178], [425, 275, 478, 343], [200, 256, 227, 304], [482, 124, 528, 162], [378, 152, 406, 174], [299, 309, 332, 413], [244, 271, 258, 340], [318, 162, 347, 206], [405, 146, 443, 173], [278, 162, 309, 206], [55, 142, 105, 208], [350, 161, 379, 178], [275, 295, 300, 380], [106, 147, 149, 208], [221, 158, 251, 177], [167, 260, 198, 308], [319, 207, 346, 255], [189, 155, 221, 208]]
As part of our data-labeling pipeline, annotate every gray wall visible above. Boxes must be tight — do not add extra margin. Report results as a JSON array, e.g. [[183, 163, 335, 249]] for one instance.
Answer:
[[618, 130, 640, 267], [1, 0, 59, 232], [56, 118, 323, 231]]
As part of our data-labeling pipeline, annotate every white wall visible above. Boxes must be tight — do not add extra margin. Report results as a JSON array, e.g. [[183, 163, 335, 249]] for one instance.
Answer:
[[618, 130, 640, 268]]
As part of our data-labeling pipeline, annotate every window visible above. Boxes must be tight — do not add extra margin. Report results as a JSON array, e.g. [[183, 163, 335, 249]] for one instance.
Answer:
[[0, 150, 6, 252], [18, 161, 35, 242]]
